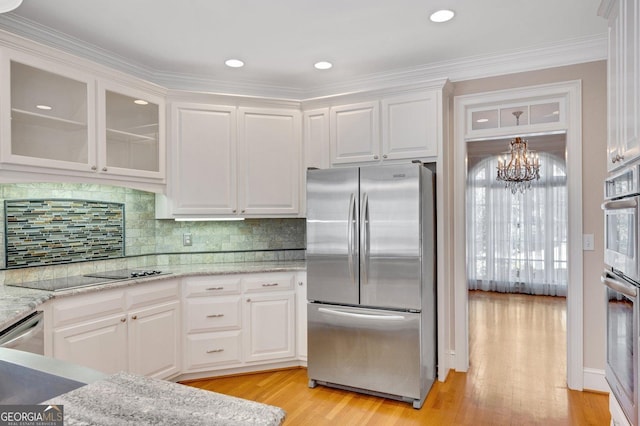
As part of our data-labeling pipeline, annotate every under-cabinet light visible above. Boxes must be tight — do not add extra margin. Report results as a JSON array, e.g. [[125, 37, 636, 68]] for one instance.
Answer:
[[134, 99, 149, 105], [36, 104, 52, 110], [174, 217, 245, 222], [476, 118, 489, 123]]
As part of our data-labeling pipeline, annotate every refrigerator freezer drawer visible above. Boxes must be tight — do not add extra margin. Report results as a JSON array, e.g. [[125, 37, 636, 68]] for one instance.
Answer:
[[308, 303, 422, 402]]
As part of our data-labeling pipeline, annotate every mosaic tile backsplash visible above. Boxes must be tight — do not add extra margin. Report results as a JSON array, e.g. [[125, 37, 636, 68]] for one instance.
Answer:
[[5, 199, 125, 268]]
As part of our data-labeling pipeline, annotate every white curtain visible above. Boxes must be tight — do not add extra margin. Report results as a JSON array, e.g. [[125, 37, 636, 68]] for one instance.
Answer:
[[466, 153, 568, 296]]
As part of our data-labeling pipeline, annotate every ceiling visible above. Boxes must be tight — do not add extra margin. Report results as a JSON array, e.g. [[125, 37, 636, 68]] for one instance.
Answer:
[[0, 0, 608, 98]]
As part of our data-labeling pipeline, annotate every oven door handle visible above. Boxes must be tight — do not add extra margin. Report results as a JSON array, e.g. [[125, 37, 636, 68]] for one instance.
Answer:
[[601, 199, 638, 210], [602, 271, 638, 298]]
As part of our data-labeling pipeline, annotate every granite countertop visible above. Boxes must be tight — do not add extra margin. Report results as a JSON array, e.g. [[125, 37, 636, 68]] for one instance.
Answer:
[[0, 260, 306, 330], [43, 371, 286, 426]]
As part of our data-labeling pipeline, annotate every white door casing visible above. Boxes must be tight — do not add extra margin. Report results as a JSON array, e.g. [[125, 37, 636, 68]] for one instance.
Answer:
[[453, 80, 584, 390]]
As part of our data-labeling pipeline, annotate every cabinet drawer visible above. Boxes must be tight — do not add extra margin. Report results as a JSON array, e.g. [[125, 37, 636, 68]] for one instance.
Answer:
[[127, 279, 180, 310], [184, 276, 242, 297], [52, 288, 126, 328], [242, 273, 295, 293], [185, 296, 241, 333], [184, 331, 242, 370]]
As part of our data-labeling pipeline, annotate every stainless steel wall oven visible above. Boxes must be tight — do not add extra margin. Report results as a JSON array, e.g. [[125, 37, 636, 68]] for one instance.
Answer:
[[603, 163, 640, 425]]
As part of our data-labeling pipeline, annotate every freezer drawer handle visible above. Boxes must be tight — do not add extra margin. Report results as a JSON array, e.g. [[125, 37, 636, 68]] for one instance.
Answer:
[[318, 307, 406, 321], [206, 348, 224, 353], [207, 314, 225, 318]]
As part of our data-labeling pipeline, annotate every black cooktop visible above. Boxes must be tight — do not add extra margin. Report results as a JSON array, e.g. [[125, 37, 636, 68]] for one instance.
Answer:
[[8, 269, 168, 292]]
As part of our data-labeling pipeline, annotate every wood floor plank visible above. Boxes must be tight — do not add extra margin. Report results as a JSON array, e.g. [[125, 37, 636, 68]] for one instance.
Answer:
[[184, 291, 610, 425]]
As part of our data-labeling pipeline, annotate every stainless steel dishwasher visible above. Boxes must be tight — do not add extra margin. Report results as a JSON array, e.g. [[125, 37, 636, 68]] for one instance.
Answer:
[[0, 311, 44, 355]]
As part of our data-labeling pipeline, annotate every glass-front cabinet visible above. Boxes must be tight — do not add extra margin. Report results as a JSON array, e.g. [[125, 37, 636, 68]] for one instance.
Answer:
[[98, 82, 164, 179], [2, 56, 96, 171], [0, 50, 165, 183]]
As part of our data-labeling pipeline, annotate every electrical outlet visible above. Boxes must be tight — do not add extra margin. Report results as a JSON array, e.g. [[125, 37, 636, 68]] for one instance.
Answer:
[[183, 233, 192, 246], [583, 234, 594, 251]]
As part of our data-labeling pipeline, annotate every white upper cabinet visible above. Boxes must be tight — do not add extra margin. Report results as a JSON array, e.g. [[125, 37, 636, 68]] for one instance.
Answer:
[[326, 89, 443, 166], [0, 46, 166, 189], [601, 0, 640, 171], [238, 107, 301, 216], [330, 101, 380, 164], [161, 103, 302, 218], [98, 81, 165, 180], [1, 53, 96, 172], [169, 103, 237, 216], [303, 108, 330, 170], [381, 91, 438, 160]]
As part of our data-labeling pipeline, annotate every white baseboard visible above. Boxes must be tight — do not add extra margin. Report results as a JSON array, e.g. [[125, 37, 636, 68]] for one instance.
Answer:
[[583, 368, 608, 393]]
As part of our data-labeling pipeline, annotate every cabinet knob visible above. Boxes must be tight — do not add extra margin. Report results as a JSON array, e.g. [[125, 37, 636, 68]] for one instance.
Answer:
[[246, 298, 252, 302], [131, 315, 138, 320], [383, 154, 388, 159], [102, 167, 108, 172], [374, 155, 379, 160], [232, 209, 237, 213], [298, 281, 304, 286], [91, 165, 97, 171], [120, 318, 126, 323], [241, 209, 245, 213]]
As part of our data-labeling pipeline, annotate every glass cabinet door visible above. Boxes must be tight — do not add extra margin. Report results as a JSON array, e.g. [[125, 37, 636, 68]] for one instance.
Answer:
[[103, 88, 162, 177], [7, 60, 93, 169]]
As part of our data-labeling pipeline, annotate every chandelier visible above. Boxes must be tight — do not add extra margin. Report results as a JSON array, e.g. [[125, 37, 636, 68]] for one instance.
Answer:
[[496, 111, 540, 194]]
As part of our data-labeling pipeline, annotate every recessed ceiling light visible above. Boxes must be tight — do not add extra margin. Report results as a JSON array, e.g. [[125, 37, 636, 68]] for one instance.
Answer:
[[0, 0, 23, 14], [430, 9, 455, 23], [134, 99, 148, 105], [225, 59, 245, 68], [36, 104, 52, 110], [314, 61, 333, 70]]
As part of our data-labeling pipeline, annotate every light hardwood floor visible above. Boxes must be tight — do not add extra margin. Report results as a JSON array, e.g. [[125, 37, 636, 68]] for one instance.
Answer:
[[184, 291, 610, 425]]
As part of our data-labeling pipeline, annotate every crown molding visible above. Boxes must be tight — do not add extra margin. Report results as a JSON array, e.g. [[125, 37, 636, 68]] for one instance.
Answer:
[[0, 13, 607, 101]]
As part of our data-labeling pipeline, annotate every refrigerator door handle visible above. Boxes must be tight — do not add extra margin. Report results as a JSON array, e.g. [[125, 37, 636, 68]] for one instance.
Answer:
[[347, 193, 357, 285], [360, 192, 369, 285], [318, 307, 406, 321]]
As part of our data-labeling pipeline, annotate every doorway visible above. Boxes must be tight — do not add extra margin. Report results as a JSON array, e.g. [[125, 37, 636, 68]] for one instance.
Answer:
[[452, 81, 584, 390]]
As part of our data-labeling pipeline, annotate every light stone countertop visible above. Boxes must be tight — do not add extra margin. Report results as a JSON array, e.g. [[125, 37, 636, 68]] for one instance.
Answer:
[[0, 260, 306, 330], [42, 371, 286, 426]]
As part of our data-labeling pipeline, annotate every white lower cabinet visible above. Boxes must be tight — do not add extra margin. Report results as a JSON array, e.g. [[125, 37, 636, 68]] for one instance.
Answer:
[[128, 300, 181, 378], [183, 272, 300, 375], [51, 279, 181, 379], [53, 313, 128, 374], [243, 292, 295, 363]]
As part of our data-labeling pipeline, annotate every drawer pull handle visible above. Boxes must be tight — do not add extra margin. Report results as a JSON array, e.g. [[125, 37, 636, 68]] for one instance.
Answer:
[[261, 283, 279, 287], [206, 287, 224, 291], [207, 314, 225, 318], [206, 349, 224, 353]]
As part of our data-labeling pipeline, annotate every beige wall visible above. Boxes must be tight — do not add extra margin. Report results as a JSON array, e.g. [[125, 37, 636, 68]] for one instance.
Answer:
[[451, 60, 608, 372]]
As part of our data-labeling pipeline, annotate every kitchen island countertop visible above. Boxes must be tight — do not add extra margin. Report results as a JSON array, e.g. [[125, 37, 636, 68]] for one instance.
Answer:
[[0, 260, 305, 330], [42, 371, 286, 425]]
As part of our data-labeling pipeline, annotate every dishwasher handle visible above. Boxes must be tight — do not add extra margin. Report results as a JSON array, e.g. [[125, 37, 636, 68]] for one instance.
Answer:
[[0, 311, 44, 349]]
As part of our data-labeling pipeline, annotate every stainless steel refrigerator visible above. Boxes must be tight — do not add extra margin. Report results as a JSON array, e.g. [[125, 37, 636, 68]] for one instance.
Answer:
[[306, 162, 436, 409]]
